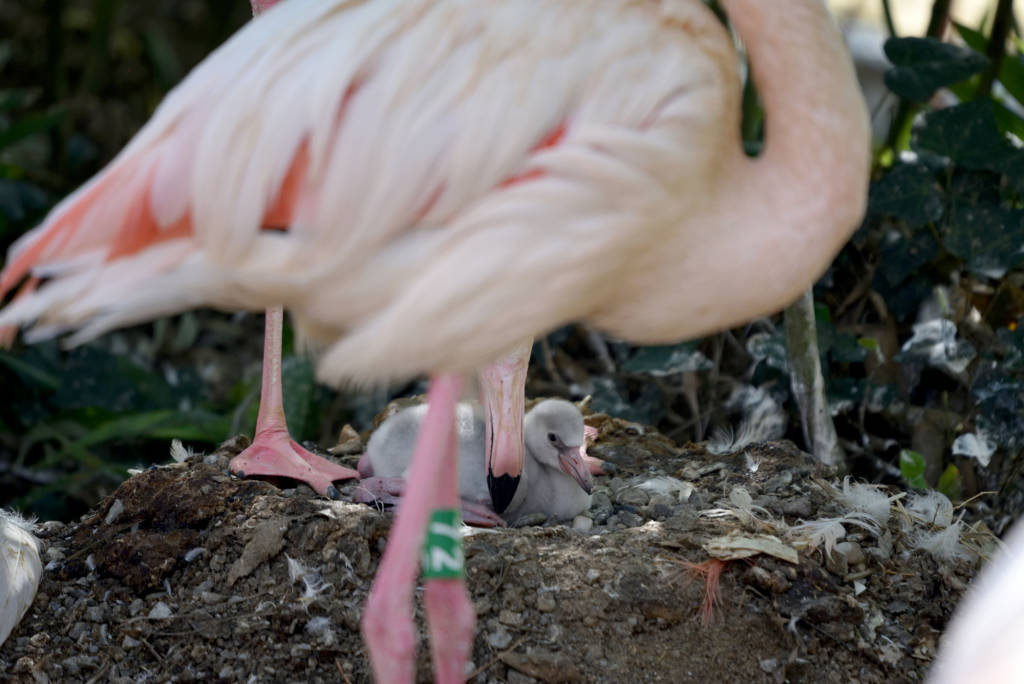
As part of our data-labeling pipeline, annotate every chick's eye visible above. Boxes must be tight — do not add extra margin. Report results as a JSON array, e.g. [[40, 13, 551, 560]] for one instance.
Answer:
[[547, 432, 557, 443]]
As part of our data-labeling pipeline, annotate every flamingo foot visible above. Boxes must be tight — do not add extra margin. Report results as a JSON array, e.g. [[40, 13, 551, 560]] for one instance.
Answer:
[[229, 426, 358, 499]]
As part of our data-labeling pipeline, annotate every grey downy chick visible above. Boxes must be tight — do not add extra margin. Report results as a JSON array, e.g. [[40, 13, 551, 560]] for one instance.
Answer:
[[356, 399, 591, 525]]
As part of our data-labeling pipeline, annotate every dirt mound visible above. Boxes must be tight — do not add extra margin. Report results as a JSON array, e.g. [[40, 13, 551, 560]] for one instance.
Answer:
[[1, 413, 986, 683]]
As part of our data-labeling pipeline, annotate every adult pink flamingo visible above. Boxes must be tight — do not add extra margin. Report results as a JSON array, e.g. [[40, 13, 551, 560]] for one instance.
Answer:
[[0, 0, 869, 680]]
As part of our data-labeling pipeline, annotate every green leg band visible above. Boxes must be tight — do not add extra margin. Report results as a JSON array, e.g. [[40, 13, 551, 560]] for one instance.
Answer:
[[421, 508, 464, 580]]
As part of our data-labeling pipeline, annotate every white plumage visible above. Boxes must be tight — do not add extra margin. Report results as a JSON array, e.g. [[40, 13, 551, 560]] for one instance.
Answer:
[[0, 510, 41, 646], [930, 520, 1024, 683], [0, 0, 869, 389]]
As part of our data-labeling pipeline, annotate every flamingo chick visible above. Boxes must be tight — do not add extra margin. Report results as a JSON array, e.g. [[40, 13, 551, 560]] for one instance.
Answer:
[[357, 399, 592, 526], [0, 0, 870, 680]]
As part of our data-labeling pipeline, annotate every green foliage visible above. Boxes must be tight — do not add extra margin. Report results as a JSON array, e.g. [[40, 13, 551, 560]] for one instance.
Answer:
[[868, 163, 944, 228], [621, 342, 712, 376], [0, 337, 240, 515], [937, 464, 963, 501], [884, 37, 989, 101], [899, 450, 928, 490]]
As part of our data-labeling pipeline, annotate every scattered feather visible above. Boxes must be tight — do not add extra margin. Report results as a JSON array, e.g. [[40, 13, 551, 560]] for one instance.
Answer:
[[906, 490, 954, 528], [914, 518, 969, 561], [286, 554, 333, 603], [666, 557, 728, 626], [951, 431, 995, 468], [700, 486, 776, 529], [306, 616, 332, 636], [788, 513, 881, 555], [635, 476, 693, 503], [788, 517, 847, 555], [184, 547, 205, 563], [104, 499, 125, 526], [1, 510, 42, 646], [708, 386, 786, 455], [169, 439, 193, 463], [744, 452, 760, 472], [835, 477, 896, 526]]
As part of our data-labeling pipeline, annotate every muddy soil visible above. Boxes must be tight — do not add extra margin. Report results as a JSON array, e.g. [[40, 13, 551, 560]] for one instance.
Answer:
[[0, 408, 993, 683]]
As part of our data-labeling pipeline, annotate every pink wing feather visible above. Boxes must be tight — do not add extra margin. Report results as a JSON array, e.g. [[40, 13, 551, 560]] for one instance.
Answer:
[[0, 0, 741, 382]]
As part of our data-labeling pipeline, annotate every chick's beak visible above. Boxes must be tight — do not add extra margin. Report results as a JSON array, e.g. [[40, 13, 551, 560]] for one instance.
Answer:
[[558, 446, 593, 495]]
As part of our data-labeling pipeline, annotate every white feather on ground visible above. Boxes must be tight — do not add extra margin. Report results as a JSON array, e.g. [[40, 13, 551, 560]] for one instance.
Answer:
[[834, 476, 897, 526], [1, 509, 42, 646]]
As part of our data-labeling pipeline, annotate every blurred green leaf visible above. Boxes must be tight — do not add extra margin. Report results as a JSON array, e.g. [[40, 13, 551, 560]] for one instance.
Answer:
[[868, 163, 945, 227], [996, 324, 1024, 372], [954, 22, 1024, 107], [589, 377, 665, 426], [899, 449, 928, 489], [990, 100, 1024, 141], [0, 88, 42, 113], [282, 355, 315, 441], [972, 360, 1024, 450], [944, 201, 1024, 278], [884, 37, 989, 102], [0, 107, 65, 152], [0, 179, 50, 230], [622, 342, 712, 376], [830, 333, 868, 364], [0, 349, 61, 390], [875, 227, 941, 289], [859, 337, 881, 352], [143, 23, 184, 92], [72, 409, 231, 446], [937, 464, 962, 501], [913, 101, 1021, 171]]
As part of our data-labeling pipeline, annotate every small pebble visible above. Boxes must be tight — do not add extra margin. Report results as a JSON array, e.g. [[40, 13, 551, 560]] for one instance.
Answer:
[[836, 541, 865, 565], [572, 515, 593, 533], [487, 626, 513, 650], [148, 602, 172, 619], [536, 593, 556, 613], [616, 487, 650, 507], [498, 609, 523, 627]]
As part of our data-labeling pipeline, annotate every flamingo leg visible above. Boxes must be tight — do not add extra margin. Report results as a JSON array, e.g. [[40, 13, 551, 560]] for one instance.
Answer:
[[228, 306, 357, 498], [361, 374, 476, 684]]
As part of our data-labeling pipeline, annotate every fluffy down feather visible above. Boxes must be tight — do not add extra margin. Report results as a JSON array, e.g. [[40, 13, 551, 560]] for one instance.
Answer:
[[0, 510, 42, 646]]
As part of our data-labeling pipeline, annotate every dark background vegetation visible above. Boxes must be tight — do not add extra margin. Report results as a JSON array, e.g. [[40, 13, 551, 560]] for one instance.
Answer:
[[0, 0, 1021, 530]]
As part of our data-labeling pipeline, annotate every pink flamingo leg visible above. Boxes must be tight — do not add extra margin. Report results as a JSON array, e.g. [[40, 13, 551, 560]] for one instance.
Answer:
[[362, 374, 476, 683], [228, 307, 357, 498]]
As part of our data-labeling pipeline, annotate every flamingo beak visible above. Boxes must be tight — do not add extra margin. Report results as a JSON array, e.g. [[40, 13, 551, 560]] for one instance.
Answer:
[[558, 446, 593, 495]]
